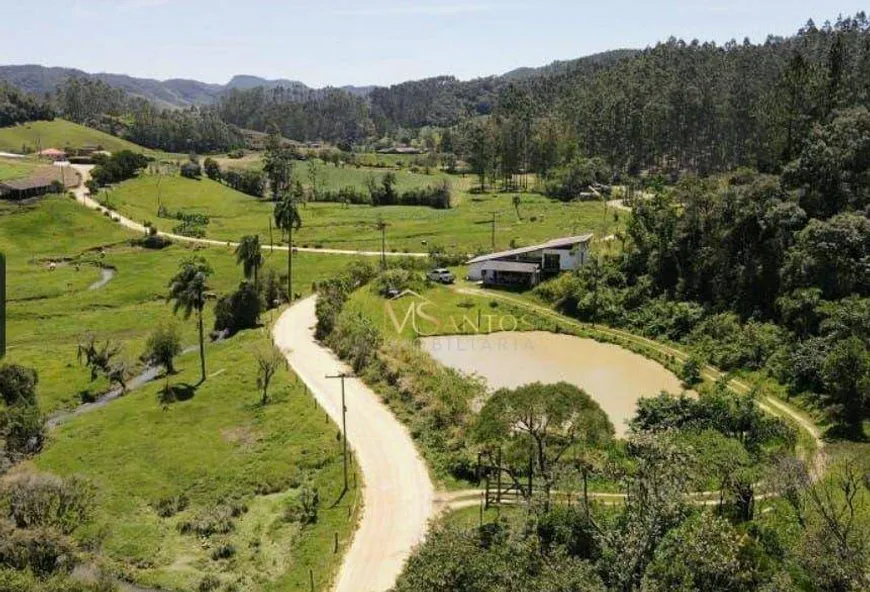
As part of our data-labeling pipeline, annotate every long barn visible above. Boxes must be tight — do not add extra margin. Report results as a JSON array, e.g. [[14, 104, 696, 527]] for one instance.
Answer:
[[466, 234, 593, 288]]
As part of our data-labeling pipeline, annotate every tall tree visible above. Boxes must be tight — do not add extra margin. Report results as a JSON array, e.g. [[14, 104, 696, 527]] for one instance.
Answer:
[[474, 382, 613, 505], [234, 235, 264, 287], [167, 257, 214, 383], [262, 130, 293, 202], [274, 194, 302, 301]]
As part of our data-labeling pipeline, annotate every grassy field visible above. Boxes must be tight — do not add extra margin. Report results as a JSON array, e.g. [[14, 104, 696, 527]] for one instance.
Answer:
[[29, 328, 360, 592], [1, 195, 365, 590], [1, 196, 362, 413], [0, 119, 158, 155], [0, 156, 39, 182], [103, 172, 624, 254]]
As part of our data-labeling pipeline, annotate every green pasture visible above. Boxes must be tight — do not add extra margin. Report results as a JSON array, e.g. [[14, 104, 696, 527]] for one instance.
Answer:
[[0, 119, 160, 156], [32, 327, 360, 592], [0, 157, 39, 182], [2, 194, 363, 590], [1, 195, 360, 412], [102, 173, 624, 254]]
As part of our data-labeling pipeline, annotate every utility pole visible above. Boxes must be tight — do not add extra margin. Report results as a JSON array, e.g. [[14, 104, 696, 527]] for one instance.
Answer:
[[376, 220, 388, 269], [326, 372, 354, 492], [491, 212, 496, 250], [268, 218, 274, 253]]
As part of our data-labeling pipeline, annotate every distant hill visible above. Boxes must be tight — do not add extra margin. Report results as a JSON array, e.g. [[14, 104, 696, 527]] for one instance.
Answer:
[[501, 49, 641, 80], [0, 50, 635, 111], [0, 65, 378, 108]]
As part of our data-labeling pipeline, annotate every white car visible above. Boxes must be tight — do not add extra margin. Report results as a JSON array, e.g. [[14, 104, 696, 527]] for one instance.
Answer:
[[427, 268, 455, 284]]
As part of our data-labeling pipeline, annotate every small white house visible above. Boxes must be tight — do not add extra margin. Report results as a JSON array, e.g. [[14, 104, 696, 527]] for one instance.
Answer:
[[467, 234, 593, 288]]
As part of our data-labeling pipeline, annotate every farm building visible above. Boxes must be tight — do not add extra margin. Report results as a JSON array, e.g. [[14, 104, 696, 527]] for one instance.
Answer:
[[467, 234, 593, 288], [37, 148, 68, 161], [0, 166, 79, 200]]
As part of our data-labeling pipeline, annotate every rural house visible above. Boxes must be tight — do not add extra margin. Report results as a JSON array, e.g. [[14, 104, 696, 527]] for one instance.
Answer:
[[37, 148, 68, 161], [466, 234, 593, 288], [0, 166, 79, 200]]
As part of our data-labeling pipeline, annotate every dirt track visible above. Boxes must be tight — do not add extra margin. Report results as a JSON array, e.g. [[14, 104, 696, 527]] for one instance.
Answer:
[[273, 297, 435, 592]]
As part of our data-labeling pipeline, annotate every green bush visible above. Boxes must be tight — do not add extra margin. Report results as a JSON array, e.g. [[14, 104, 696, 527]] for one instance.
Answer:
[[283, 482, 319, 525], [0, 365, 38, 407], [153, 494, 189, 518], [213, 281, 263, 335], [0, 473, 95, 535], [178, 505, 236, 538]]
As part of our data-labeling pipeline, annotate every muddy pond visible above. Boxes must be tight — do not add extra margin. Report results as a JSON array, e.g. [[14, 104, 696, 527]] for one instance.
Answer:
[[420, 331, 686, 437]]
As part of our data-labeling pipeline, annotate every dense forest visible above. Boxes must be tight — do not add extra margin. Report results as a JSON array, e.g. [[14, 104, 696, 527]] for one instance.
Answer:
[[532, 105, 870, 434], [0, 84, 54, 127], [53, 77, 244, 153]]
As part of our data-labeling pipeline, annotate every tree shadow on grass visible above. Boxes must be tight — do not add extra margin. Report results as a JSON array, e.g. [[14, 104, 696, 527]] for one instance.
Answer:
[[158, 382, 199, 408]]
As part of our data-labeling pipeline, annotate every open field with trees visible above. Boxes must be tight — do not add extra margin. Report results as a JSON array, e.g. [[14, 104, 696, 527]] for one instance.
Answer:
[[1, 195, 365, 590], [1, 196, 359, 413], [0, 119, 159, 155], [98, 169, 622, 254], [1, 10, 869, 592]]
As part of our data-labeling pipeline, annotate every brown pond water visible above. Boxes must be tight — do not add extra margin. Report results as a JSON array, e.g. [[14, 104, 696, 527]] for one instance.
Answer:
[[420, 331, 686, 437]]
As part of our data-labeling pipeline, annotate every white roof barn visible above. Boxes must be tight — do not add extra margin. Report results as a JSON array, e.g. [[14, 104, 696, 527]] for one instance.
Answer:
[[467, 234, 593, 288]]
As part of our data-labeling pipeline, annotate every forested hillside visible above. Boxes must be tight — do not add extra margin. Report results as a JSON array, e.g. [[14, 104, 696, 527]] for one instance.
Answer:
[[0, 84, 54, 127], [5, 15, 868, 170]]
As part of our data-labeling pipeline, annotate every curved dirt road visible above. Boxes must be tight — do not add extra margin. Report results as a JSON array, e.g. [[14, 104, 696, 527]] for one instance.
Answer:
[[273, 297, 435, 592], [69, 165, 427, 258]]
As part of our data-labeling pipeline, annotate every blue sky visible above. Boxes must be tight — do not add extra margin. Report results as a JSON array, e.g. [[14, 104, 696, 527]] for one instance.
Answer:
[[0, 1, 864, 87]]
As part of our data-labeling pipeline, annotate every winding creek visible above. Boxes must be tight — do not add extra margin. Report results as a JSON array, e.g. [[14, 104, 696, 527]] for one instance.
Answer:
[[420, 331, 686, 436]]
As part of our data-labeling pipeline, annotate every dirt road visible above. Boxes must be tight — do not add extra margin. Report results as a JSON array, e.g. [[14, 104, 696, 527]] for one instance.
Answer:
[[69, 165, 427, 258], [273, 297, 435, 592]]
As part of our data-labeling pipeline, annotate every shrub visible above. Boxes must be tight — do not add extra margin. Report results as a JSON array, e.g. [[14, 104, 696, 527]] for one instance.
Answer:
[[680, 355, 703, 386], [0, 522, 77, 577], [142, 323, 182, 374], [371, 268, 426, 297], [261, 269, 288, 309], [213, 282, 263, 335], [0, 473, 95, 534], [180, 161, 202, 180], [284, 483, 319, 525], [203, 157, 221, 181], [133, 234, 172, 249], [0, 404, 45, 458], [153, 494, 189, 518], [210, 541, 235, 560], [325, 311, 382, 374], [178, 505, 235, 537], [222, 169, 264, 198], [0, 364, 38, 407], [198, 575, 221, 592]]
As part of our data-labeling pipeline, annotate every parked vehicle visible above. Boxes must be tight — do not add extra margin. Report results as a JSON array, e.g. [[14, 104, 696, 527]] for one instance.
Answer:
[[427, 268, 455, 284]]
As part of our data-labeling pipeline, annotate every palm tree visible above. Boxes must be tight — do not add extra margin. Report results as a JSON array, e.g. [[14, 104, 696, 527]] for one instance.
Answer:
[[167, 257, 213, 383], [512, 195, 522, 219], [274, 193, 302, 301], [234, 234, 263, 287]]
